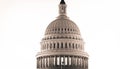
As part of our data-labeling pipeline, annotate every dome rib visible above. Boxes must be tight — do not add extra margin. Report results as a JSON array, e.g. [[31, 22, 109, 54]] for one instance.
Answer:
[[45, 18, 80, 35]]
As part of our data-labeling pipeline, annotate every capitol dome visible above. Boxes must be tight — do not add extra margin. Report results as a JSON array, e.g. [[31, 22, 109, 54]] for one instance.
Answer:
[[45, 16, 80, 35], [36, 0, 89, 69]]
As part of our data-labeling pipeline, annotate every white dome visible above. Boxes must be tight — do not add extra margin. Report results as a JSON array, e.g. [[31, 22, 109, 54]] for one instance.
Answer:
[[36, 1, 89, 69], [45, 15, 80, 35]]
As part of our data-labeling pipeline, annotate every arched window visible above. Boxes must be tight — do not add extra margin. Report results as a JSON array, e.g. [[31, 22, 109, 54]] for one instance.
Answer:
[[65, 43, 67, 48], [76, 44, 78, 49], [65, 28, 66, 31], [57, 36, 59, 39], [61, 43, 63, 48], [78, 44, 80, 49], [55, 28, 57, 31], [72, 43, 74, 49], [54, 43, 55, 49], [52, 29, 54, 31], [68, 28, 69, 31], [69, 43, 71, 48], [57, 43, 59, 48], [50, 43, 52, 49], [58, 28, 60, 31], [61, 28, 63, 31], [50, 37, 52, 39]]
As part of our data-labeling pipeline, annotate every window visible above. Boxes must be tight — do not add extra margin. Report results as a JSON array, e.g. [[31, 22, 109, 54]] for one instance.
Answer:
[[50, 37, 52, 39], [73, 43, 74, 49], [69, 43, 71, 48], [54, 43, 55, 49], [55, 29, 57, 31], [52, 29, 54, 31], [61, 28, 63, 31], [57, 43, 59, 48], [61, 43, 63, 48], [54, 57, 55, 66], [65, 28, 66, 31], [58, 28, 60, 31], [68, 28, 69, 31], [65, 43, 67, 48], [50, 43, 52, 49], [76, 44, 78, 49]]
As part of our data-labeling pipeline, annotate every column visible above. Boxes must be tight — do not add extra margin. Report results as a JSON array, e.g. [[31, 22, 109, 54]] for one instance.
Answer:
[[62, 56, 65, 66], [50, 56, 52, 67], [69, 56, 71, 66], [78, 57, 80, 67], [65, 56, 67, 66], [80, 57, 82, 69], [85, 58, 86, 69], [71, 56, 74, 66], [44, 57, 46, 68], [83, 57, 85, 69], [43, 57, 45, 68], [51, 56, 54, 67], [39, 57, 41, 68], [77, 57, 79, 67], [41, 57, 43, 68], [75, 57, 77, 66], [37, 58, 39, 68], [46, 57, 48, 67], [49, 56, 53, 67], [86, 58, 88, 69], [48, 57, 50, 67]]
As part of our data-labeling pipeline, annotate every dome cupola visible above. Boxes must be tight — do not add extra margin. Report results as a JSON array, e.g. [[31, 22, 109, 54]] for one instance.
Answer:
[[45, 0, 80, 35]]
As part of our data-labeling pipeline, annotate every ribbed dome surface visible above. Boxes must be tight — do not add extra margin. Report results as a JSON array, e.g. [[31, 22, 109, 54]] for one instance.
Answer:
[[45, 16, 80, 35]]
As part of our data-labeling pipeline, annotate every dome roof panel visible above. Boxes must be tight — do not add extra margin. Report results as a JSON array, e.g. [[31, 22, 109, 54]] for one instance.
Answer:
[[45, 17, 80, 35]]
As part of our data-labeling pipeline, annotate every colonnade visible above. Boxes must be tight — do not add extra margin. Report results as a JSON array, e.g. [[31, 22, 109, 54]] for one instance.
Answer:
[[37, 56, 88, 69], [41, 42, 84, 51]]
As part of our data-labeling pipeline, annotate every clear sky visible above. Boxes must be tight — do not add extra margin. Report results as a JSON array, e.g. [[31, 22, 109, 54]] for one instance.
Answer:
[[0, 0, 120, 69]]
